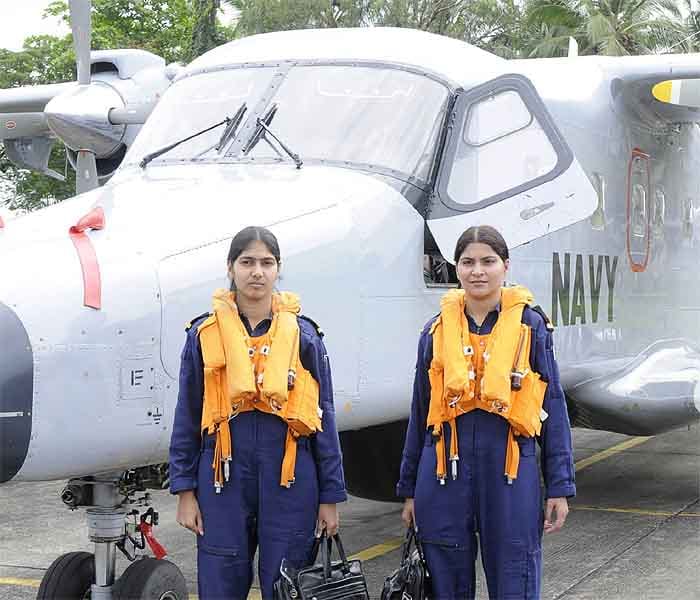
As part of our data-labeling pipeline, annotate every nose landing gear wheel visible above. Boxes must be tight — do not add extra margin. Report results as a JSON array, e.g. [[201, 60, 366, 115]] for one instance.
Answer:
[[113, 558, 187, 600], [36, 551, 95, 599]]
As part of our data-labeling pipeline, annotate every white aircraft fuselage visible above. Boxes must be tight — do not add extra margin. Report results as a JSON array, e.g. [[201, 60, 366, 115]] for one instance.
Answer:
[[1, 29, 698, 501]]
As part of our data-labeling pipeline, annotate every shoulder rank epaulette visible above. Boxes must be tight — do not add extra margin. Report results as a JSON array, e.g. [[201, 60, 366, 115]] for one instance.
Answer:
[[299, 314, 324, 338], [185, 312, 211, 331], [531, 305, 554, 331], [428, 313, 441, 335]]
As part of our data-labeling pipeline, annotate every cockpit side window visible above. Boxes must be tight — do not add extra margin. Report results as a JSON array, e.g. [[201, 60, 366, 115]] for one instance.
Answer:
[[445, 88, 560, 209]]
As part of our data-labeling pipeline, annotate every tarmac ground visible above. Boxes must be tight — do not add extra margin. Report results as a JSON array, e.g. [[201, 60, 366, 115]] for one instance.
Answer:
[[1, 426, 698, 600]]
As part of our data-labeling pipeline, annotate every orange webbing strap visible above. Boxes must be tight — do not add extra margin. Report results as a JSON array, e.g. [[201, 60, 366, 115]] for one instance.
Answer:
[[504, 426, 520, 484], [280, 428, 299, 487], [433, 423, 447, 484], [212, 421, 233, 493], [448, 417, 459, 480]]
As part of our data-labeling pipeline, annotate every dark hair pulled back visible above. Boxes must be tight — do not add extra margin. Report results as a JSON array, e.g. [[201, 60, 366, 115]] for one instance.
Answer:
[[453, 225, 509, 264]]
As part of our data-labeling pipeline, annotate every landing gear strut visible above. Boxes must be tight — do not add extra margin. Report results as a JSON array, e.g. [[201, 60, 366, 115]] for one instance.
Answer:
[[37, 469, 187, 600]]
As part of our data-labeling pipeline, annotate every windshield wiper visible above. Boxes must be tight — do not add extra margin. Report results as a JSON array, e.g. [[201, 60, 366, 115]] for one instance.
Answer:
[[242, 105, 302, 169], [193, 103, 248, 158], [140, 116, 232, 169]]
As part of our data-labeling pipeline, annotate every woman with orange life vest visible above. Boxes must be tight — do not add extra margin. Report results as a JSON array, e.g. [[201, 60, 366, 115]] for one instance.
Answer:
[[397, 225, 575, 600], [169, 226, 347, 600]]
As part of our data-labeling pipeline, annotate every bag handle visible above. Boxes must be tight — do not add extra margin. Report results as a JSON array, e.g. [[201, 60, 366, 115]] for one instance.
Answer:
[[309, 535, 323, 565], [321, 533, 332, 581], [330, 533, 351, 574], [401, 526, 415, 564]]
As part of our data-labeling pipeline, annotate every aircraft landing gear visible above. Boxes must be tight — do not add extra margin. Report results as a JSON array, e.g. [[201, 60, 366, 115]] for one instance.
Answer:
[[37, 469, 187, 600]]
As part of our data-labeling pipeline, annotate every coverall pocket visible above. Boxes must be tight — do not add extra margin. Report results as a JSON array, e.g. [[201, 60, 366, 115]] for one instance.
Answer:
[[197, 541, 240, 558], [517, 436, 537, 457]]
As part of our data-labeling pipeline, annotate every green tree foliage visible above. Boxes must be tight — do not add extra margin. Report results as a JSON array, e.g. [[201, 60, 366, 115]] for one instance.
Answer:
[[523, 0, 689, 57], [192, 0, 227, 59], [1, 0, 695, 212], [0, 0, 198, 212], [46, 0, 196, 64], [230, 0, 525, 56]]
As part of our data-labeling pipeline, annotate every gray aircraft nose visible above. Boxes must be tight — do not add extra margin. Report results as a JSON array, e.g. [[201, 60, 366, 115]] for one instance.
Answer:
[[0, 301, 33, 483]]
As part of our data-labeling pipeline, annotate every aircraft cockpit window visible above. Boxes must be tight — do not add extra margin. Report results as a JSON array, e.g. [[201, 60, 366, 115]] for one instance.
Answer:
[[125, 68, 276, 165], [445, 88, 558, 208], [235, 66, 449, 183], [464, 90, 532, 146], [124, 64, 449, 185]]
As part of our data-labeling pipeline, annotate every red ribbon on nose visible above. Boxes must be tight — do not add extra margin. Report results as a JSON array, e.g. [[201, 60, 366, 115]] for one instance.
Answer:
[[69, 207, 105, 309]]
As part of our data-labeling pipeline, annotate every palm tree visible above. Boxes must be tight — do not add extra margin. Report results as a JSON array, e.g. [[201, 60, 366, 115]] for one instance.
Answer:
[[524, 0, 689, 57]]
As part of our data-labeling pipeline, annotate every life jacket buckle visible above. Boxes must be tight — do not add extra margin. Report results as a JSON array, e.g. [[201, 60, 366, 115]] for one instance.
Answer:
[[285, 478, 296, 489], [450, 456, 459, 480], [287, 369, 296, 390], [510, 369, 525, 391], [448, 395, 460, 408], [257, 373, 264, 385]]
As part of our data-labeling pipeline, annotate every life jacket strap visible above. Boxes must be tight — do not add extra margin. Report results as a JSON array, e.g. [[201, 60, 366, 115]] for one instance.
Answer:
[[504, 426, 520, 485], [281, 427, 299, 488], [212, 421, 233, 493], [448, 417, 459, 480]]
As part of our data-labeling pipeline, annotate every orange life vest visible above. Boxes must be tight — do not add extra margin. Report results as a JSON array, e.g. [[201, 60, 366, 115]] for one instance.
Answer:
[[198, 289, 322, 492], [427, 286, 548, 484]]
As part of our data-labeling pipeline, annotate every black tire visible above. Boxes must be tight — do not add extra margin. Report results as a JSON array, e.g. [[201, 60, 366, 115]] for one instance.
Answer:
[[36, 551, 94, 600], [113, 558, 187, 600]]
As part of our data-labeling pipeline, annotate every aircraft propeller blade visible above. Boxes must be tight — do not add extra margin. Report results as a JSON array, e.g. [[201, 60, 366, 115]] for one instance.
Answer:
[[75, 150, 99, 194], [69, 0, 92, 85], [0, 113, 50, 139]]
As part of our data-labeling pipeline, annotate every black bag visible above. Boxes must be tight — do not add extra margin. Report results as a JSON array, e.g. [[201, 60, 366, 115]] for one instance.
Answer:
[[380, 527, 431, 600], [274, 532, 370, 600]]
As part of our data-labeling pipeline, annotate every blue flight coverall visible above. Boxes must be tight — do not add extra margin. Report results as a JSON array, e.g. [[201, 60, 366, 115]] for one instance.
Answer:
[[170, 313, 347, 600], [397, 306, 576, 600]]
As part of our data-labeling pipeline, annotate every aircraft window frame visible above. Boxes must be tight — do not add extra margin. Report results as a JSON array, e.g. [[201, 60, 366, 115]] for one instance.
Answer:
[[138, 60, 454, 188], [463, 89, 534, 147], [435, 74, 573, 213], [625, 149, 651, 272]]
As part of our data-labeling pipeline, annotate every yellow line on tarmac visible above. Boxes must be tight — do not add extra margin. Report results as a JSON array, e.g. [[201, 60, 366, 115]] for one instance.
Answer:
[[0, 577, 40, 587], [348, 538, 403, 562], [572, 505, 700, 518], [575, 436, 652, 472]]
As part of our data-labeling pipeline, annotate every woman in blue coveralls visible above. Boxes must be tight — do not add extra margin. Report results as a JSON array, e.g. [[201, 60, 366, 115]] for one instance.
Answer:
[[397, 225, 576, 600], [169, 226, 347, 600]]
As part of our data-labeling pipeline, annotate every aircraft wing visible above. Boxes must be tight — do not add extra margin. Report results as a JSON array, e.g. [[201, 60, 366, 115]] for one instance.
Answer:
[[602, 53, 700, 127]]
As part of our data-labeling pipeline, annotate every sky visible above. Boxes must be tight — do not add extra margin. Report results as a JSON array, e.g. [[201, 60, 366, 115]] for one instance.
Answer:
[[0, 0, 69, 51]]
